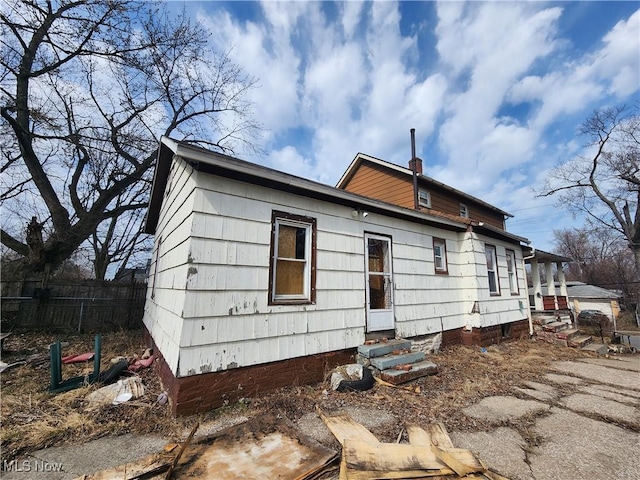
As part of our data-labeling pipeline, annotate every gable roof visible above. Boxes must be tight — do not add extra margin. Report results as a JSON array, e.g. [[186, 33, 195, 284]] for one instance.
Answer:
[[145, 137, 528, 246], [336, 153, 513, 218]]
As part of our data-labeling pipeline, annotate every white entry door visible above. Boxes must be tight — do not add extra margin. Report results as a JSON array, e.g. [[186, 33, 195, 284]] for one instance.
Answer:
[[365, 234, 394, 332]]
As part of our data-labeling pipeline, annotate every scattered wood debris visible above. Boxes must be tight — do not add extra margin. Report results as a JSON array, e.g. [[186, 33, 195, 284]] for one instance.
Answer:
[[318, 409, 509, 480], [79, 413, 337, 480]]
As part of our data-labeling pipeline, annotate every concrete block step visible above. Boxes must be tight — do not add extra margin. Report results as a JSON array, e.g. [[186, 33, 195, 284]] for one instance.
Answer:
[[542, 321, 568, 333], [568, 335, 593, 348], [379, 360, 438, 385], [370, 351, 425, 370], [358, 339, 411, 359], [581, 343, 608, 355], [555, 328, 579, 340]]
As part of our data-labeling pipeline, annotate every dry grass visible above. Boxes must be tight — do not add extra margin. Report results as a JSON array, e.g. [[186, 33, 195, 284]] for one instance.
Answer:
[[1, 331, 595, 462], [1, 330, 182, 462]]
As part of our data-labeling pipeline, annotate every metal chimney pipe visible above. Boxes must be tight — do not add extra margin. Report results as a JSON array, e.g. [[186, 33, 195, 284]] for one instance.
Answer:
[[410, 129, 419, 209]]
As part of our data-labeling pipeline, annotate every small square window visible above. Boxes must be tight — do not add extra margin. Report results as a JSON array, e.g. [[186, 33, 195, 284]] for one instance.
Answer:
[[459, 203, 468, 218], [433, 237, 448, 274], [418, 190, 431, 208]]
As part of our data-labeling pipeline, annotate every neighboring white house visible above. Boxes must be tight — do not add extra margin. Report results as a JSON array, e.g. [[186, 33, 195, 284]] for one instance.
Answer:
[[143, 137, 531, 414]]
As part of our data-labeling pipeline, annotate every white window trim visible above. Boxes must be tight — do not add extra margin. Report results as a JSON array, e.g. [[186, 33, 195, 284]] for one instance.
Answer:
[[271, 216, 314, 303], [506, 249, 519, 295], [485, 244, 500, 295], [459, 203, 468, 218], [418, 189, 431, 208], [433, 238, 448, 274]]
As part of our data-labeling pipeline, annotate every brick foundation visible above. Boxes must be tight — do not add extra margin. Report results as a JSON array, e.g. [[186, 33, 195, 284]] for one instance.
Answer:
[[144, 328, 354, 416], [144, 318, 529, 415], [460, 318, 530, 347]]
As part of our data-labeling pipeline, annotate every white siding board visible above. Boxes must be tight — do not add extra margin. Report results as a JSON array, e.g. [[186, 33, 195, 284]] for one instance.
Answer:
[[186, 264, 267, 291], [188, 238, 267, 267]]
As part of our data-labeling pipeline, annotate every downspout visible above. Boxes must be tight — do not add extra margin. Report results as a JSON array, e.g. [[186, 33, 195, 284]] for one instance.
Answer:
[[410, 128, 419, 210], [523, 247, 536, 336]]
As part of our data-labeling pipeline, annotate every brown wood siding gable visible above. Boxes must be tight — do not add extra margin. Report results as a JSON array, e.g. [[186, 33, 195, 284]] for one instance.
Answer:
[[341, 163, 415, 209], [341, 161, 506, 229]]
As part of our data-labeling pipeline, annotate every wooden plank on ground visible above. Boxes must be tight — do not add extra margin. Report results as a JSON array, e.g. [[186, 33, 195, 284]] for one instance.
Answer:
[[344, 468, 457, 479], [343, 439, 453, 473], [318, 410, 380, 445], [406, 425, 432, 446], [428, 423, 454, 448], [430, 445, 485, 477]]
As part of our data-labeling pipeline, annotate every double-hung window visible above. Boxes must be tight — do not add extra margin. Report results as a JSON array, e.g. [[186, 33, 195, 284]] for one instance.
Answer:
[[506, 249, 519, 295], [459, 203, 468, 218], [485, 244, 500, 295], [433, 238, 448, 274], [269, 211, 316, 304], [418, 189, 431, 208]]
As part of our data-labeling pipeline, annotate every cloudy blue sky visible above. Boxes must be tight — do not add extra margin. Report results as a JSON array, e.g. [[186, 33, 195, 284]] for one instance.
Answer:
[[179, 1, 638, 252]]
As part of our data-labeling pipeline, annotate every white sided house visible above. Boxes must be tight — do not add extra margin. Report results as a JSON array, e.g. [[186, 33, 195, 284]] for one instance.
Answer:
[[143, 137, 531, 415]]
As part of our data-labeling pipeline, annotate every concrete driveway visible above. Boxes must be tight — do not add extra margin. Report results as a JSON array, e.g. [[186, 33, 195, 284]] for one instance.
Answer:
[[450, 355, 640, 480], [3, 355, 639, 480]]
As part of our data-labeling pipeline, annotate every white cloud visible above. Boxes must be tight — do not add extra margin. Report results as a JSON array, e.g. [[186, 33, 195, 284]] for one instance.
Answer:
[[196, 5, 303, 141], [266, 145, 313, 178], [341, 0, 365, 39], [436, 2, 563, 190], [509, 9, 640, 130]]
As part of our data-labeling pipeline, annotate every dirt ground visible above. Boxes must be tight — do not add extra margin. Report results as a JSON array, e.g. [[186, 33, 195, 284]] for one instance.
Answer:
[[0, 329, 602, 465]]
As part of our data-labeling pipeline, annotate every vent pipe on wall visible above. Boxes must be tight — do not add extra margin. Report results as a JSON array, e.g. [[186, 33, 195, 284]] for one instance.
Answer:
[[410, 128, 419, 209]]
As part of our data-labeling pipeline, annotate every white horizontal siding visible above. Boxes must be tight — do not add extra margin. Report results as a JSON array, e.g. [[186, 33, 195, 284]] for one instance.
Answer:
[[177, 326, 364, 376], [143, 158, 198, 374], [147, 166, 530, 376]]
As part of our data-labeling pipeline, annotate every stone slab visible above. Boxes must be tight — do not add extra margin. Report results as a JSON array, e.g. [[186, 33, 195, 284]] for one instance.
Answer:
[[543, 373, 583, 385], [357, 339, 411, 358], [1, 434, 168, 480], [379, 360, 437, 384], [581, 343, 608, 355], [542, 321, 567, 332], [578, 385, 640, 405], [561, 393, 640, 426], [450, 427, 532, 480], [370, 351, 425, 370], [529, 408, 640, 480], [578, 356, 640, 372], [463, 396, 550, 423], [555, 328, 579, 340], [514, 387, 555, 402], [552, 361, 640, 390], [568, 335, 592, 348]]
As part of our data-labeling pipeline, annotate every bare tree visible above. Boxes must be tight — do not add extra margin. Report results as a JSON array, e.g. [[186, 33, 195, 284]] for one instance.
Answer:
[[553, 226, 634, 293], [540, 105, 639, 269], [1, 0, 260, 278]]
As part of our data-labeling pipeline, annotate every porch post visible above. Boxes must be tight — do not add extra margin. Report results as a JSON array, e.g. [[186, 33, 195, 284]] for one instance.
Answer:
[[556, 262, 568, 298], [545, 261, 557, 310], [531, 258, 543, 311]]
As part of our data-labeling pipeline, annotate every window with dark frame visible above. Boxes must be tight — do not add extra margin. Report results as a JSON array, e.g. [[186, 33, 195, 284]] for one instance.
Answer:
[[485, 244, 500, 295], [433, 237, 448, 274], [506, 249, 519, 295], [269, 211, 316, 304]]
